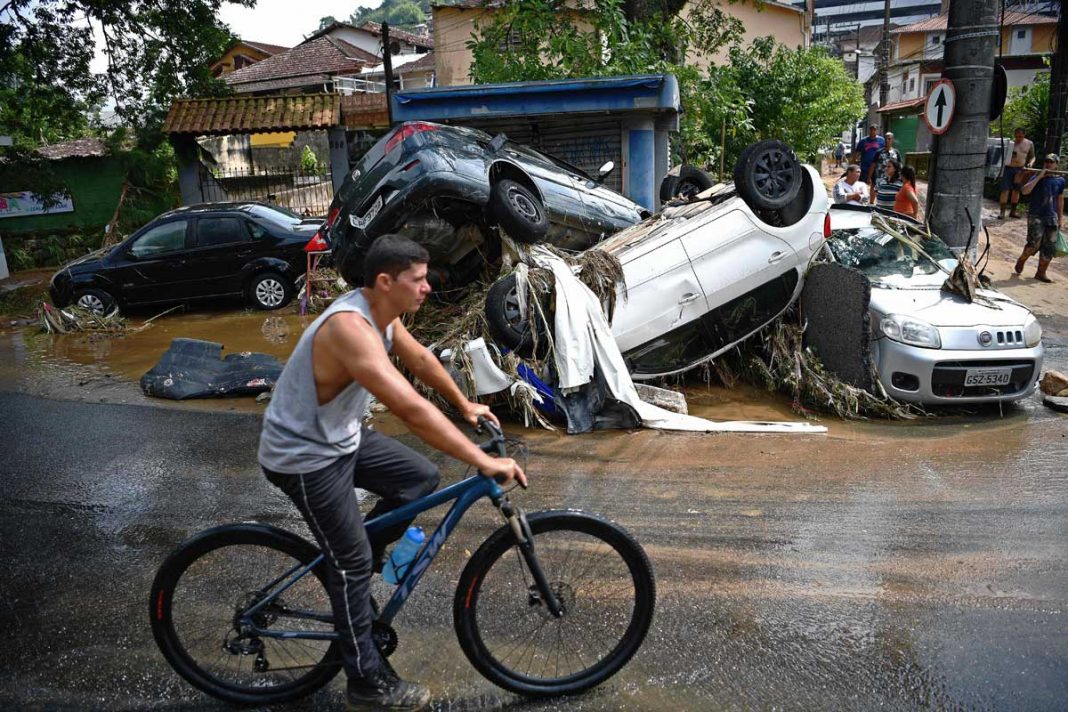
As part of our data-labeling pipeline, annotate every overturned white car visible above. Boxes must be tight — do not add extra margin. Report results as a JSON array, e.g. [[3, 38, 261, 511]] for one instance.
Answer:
[[825, 206, 1044, 404], [485, 141, 831, 379]]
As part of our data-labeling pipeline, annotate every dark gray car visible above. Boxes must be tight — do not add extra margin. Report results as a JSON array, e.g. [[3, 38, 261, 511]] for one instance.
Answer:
[[322, 121, 648, 291]]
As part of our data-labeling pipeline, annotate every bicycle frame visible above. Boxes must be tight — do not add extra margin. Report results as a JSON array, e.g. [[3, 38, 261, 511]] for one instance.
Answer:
[[241, 474, 505, 641]]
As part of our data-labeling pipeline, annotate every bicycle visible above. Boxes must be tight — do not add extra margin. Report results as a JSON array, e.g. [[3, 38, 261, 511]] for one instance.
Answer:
[[148, 419, 656, 705]]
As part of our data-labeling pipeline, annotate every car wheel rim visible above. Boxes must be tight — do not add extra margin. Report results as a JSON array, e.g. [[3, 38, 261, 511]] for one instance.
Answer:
[[76, 294, 105, 314], [753, 149, 794, 200], [503, 287, 525, 329], [678, 179, 702, 199], [256, 279, 285, 307], [507, 188, 541, 222]]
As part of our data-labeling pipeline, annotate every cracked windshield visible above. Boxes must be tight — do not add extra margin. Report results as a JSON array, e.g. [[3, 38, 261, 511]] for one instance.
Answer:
[[828, 225, 958, 280]]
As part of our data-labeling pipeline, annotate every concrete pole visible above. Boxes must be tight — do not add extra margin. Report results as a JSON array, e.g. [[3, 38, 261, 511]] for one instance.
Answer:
[[926, 0, 999, 255], [383, 23, 395, 126], [879, 0, 891, 124], [1043, 1, 1067, 156]]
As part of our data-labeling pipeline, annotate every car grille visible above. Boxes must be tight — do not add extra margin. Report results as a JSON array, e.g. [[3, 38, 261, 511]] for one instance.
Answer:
[[931, 359, 1036, 398], [993, 328, 1024, 346]]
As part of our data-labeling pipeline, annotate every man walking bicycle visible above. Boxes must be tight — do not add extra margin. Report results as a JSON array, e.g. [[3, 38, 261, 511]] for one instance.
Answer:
[[259, 235, 525, 711]]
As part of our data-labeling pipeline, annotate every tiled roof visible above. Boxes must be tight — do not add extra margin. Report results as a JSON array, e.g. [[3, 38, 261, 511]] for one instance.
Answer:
[[163, 94, 341, 135], [893, 11, 1057, 34], [358, 22, 434, 49], [340, 93, 391, 129], [241, 40, 290, 55], [877, 97, 926, 114], [225, 36, 377, 87], [398, 52, 436, 74], [432, 1, 507, 8], [35, 137, 108, 160]]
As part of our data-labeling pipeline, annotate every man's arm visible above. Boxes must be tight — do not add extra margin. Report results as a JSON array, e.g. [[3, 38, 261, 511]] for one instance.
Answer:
[[1021, 169, 1046, 195], [321, 314, 525, 485], [1026, 142, 1036, 167], [390, 320, 498, 428]]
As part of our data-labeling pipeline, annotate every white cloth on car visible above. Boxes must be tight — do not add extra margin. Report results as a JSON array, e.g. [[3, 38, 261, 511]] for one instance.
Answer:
[[534, 248, 826, 434]]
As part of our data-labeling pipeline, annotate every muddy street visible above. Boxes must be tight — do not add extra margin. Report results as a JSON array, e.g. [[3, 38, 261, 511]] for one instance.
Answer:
[[0, 304, 1066, 710]]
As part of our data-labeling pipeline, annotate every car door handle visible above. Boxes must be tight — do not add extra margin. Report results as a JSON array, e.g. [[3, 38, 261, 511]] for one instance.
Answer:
[[678, 292, 701, 305], [768, 251, 786, 264]]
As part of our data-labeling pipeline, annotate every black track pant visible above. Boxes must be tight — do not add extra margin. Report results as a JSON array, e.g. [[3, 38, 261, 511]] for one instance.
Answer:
[[263, 427, 440, 681]]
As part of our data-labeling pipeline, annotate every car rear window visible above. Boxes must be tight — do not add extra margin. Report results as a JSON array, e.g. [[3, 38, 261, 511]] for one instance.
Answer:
[[197, 217, 251, 247], [243, 204, 302, 229]]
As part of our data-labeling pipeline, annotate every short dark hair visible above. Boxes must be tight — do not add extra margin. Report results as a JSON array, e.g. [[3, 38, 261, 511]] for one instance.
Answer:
[[362, 234, 430, 287]]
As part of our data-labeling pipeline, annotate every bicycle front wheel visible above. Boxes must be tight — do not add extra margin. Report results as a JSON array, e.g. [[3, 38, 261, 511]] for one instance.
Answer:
[[453, 510, 655, 696], [149, 523, 341, 705]]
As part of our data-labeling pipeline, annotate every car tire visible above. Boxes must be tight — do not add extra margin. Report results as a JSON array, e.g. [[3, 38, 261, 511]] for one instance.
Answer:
[[248, 272, 293, 311], [774, 166, 815, 227], [73, 288, 116, 315], [488, 179, 549, 244], [485, 272, 549, 357], [660, 165, 715, 203], [733, 140, 802, 211]]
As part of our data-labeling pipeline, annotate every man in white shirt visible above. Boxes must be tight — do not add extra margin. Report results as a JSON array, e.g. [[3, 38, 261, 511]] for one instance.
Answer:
[[1000, 127, 1035, 219], [833, 164, 870, 205]]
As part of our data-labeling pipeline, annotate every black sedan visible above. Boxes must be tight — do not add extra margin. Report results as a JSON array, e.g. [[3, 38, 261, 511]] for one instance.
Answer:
[[324, 121, 649, 291], [50, 202, 321, 313]]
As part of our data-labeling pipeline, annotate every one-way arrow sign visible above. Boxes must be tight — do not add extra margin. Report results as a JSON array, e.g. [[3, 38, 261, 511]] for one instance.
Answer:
[[924, 78, 956, 135]]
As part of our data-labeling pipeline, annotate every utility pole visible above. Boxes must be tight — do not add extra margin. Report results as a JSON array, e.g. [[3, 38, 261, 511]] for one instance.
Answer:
[[927, 0, 999, 255], [383, 22, 395, 126], [879, 0, 891, 127], [1044, 1, 1067, 156]]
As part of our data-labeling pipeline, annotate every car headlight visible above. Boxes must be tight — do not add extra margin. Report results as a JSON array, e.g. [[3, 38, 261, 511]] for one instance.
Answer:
[[880, 314, 941, 349], [1024, 315, 1042, 347]]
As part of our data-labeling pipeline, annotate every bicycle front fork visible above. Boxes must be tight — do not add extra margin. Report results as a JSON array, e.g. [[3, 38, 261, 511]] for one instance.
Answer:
[[499, 499, 565, 618]]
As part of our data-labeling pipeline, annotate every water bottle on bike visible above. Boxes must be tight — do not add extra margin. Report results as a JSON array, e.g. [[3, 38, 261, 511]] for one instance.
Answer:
[[382, 526, 425, 585]]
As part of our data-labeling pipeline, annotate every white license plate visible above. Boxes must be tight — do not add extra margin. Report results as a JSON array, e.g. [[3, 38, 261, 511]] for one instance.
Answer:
[[964, 367, 1012, 387], [349, 195, 383, 229]]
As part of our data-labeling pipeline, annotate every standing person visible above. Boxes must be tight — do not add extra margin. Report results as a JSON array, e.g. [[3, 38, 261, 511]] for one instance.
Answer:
[[874, 132, 901, 184], [1000, 128, 1036, 219], [872, 159, 904, 210], [1016, 153, 1065, 283], [258, 235, 526, 711], [853, 125, 885, 188], [834, 140, 846, 169], [894, 164, 921, 218], [833, 164, 870, 205]]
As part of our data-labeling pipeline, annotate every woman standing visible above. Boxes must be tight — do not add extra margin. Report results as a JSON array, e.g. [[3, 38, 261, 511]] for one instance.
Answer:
[[871, 159, 903, 210], [894, 164, 921, 218]]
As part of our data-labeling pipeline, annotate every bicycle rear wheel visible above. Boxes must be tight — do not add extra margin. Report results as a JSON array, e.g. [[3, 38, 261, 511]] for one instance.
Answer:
[[453, 510, 655, 696], [149, 523, 341, 705]]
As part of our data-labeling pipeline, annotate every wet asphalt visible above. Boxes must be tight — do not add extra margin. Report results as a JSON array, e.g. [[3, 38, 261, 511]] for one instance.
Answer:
[[1, 362, 1067, 711]]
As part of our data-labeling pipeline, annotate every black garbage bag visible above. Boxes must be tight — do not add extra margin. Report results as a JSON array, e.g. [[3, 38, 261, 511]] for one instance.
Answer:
[[141, 338, 283, 400]]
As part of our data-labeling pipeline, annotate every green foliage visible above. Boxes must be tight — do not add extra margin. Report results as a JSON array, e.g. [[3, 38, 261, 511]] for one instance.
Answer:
[[300, 145, 319, 172], [349, 0, 429, 30], [466, 0, 751, 168], [721, 37, 865, 163], [319, 15, 338, 30], [996, 71, 1052, 148]]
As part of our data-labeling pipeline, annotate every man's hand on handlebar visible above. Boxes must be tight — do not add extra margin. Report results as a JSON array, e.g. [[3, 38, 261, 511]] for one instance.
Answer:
[[482, 457, 527, 488], [461, 401, 500, 430]]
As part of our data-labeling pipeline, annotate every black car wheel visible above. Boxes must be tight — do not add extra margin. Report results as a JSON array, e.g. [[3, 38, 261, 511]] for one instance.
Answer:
[[73, 288, 115, 315], [660, 165, 715, 203], [489, 179, 549, 244], [248, 272, 293, 311], [485, 272, 549, 357], [733, 140, 802, 211]]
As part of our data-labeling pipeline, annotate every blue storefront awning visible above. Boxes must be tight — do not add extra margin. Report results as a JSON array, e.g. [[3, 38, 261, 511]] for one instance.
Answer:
[[391, 74, 680, 123]]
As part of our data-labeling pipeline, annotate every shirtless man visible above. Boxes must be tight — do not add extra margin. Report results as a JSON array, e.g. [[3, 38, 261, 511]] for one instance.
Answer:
[[258, 235, 525, 710]]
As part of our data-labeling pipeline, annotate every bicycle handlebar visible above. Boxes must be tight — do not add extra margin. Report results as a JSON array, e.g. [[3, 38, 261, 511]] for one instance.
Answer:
[[475, 416, 507, 458]]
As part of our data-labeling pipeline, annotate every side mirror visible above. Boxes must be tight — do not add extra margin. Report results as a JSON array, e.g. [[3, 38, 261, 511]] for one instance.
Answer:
[[596, 161, 615, 183]]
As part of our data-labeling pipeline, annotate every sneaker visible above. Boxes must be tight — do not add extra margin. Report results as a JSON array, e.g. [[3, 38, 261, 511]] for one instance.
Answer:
[[346, 665, 430, 712]]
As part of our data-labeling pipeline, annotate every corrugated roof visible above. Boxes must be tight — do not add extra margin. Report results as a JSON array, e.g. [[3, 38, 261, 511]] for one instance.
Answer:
[[893, 11, 1057, 34], [340, 93, 391, 129], [225, 36, 377, 87], [36, 137, 108, 160], [163, 94, 341, 135]]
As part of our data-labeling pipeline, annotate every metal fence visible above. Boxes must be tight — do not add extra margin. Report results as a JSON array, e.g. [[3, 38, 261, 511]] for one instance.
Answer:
[[199, 167, 333, 217]]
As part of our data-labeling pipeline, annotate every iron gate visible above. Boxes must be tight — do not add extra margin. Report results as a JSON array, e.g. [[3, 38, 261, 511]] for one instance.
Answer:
[[198, 166, 333, 217]]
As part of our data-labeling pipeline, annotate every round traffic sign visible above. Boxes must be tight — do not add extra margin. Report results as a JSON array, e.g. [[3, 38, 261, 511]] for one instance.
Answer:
[[924, 79, 956, 135]]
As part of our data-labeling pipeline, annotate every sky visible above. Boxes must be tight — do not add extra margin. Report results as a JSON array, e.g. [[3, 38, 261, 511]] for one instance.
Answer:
[[217, 0, 377, 48]]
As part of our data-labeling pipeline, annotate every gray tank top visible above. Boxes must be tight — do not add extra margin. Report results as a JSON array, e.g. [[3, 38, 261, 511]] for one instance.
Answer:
[[258, 289, 393, 474]]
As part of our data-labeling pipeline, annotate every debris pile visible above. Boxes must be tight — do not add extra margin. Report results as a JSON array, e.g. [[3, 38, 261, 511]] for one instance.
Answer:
[[38, 302, 131, 335]]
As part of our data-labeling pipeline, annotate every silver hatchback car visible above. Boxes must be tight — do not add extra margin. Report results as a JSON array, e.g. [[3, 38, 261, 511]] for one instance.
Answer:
[[826, 207, 1044, 404]]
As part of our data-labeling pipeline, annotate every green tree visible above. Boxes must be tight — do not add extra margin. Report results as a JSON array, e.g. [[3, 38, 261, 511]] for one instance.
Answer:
[[319, 15, 339, 30], [996, 71, 1052, 147], [722, 37, 864, 162], [349, 0, 430, 30]]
